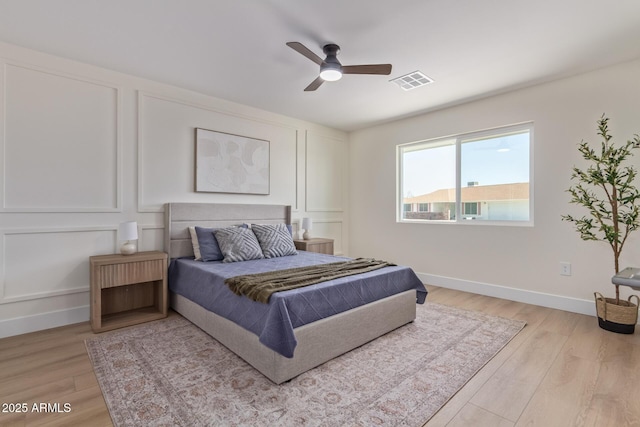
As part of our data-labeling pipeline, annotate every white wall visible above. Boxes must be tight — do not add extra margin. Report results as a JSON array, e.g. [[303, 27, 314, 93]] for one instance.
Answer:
[[349, 58, 640, 317], [0, 41, 348, 338]]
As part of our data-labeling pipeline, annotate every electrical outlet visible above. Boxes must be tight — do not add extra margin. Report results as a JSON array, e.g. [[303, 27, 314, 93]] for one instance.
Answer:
[[560, 262, 572, 276]]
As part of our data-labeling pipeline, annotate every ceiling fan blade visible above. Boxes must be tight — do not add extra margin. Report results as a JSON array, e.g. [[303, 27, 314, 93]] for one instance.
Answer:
[[342, 64, 392, 75], [286, 42, 323, 65], [304, 76, 324, 91]]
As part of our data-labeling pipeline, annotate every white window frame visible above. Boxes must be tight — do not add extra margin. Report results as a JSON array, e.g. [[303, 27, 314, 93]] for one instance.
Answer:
[[396, 122, 534, 226]]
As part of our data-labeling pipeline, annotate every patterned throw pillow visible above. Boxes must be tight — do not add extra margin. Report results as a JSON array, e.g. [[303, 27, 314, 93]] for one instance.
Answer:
[[251, 223, 298, 259], [213, 227, 264, 263]]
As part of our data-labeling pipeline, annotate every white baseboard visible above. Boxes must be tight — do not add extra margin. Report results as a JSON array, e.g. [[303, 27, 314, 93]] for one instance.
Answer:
[[417, 272, 599, 318], [0, 305, 90, 339], [0, 273, 632, 339]]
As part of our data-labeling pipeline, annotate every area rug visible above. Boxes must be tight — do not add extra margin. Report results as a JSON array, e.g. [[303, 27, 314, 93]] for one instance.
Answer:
[[86, 302, 525, 426]]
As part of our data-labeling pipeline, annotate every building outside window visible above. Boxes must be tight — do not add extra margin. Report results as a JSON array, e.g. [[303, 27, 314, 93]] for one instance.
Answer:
[[397, 123, 532, 224]]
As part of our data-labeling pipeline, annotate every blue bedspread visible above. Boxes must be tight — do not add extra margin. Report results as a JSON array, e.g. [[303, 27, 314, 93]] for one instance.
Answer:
[[168, 251, 427, 358]]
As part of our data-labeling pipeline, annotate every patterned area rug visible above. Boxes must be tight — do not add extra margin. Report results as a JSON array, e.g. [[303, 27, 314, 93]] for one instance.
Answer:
[[86, 302, 525, 426]]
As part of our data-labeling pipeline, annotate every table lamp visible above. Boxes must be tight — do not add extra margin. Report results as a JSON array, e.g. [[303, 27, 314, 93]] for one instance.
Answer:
[[118, 221, 138, 255], [301, 217, 312, 240]]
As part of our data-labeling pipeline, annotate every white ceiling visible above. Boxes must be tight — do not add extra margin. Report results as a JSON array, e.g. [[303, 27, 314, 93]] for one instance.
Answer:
[[0, 0, 639, 131]]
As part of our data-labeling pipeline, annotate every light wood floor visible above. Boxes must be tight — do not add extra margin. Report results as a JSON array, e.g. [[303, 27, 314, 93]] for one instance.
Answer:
[[1, 286, 639, 426]]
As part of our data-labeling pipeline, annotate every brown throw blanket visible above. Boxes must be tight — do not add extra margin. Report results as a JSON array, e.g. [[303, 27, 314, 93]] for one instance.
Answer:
[[225, 258, 396, 303]]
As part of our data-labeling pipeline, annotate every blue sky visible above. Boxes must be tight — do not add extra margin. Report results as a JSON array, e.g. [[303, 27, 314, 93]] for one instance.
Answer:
[[402, 132, 530, 197]]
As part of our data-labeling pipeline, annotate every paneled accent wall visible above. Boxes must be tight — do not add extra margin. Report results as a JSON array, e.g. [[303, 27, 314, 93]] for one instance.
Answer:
[[137, 93, 298, 212], [2, 63, 120, 212], [1, 228, 116, 304], [305, 131, 346, 213], [0, 41, 347, 338], [302, 131, 348, 256]]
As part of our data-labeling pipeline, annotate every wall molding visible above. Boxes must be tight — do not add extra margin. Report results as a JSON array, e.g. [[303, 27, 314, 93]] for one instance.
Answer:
[[0, 226, 117, 304], [137, 91, 301, 213], [312, 219, 344, 226], [304, 130, 346, 213], [293, 129, 300, 212], [1, 223, 118, 236], [0, 60, 122, 213], [0, 305, 89, 339], [137, 223, 164, 252], [0, 286, 90, 305], [138, 90, 301, 132]]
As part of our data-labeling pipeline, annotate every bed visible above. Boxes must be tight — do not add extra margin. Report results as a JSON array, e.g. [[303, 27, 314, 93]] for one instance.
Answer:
[[164, 202, 426, 384]]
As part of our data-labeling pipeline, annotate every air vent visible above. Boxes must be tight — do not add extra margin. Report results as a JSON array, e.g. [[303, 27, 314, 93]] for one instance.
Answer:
[[390, 71, 434, 91]]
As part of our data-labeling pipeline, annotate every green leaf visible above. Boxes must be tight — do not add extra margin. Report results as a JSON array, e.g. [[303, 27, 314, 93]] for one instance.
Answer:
[[563, 115, 640, 274]]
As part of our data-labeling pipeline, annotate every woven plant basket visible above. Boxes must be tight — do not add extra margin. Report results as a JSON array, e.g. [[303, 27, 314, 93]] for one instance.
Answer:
[[594, 292, 640, 334]]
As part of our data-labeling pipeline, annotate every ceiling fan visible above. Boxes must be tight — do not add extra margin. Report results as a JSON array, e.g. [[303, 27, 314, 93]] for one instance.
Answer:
[[286, 42, 392, 91]]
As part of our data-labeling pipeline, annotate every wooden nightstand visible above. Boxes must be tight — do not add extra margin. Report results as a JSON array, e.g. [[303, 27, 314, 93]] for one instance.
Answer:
[[294, 238, 334, 255], [90, 251, 168, 333]]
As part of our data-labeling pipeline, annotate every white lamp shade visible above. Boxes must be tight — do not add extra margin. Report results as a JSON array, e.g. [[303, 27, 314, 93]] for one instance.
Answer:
[[301, 217, 312, 240], [118, 221, 138, 241]]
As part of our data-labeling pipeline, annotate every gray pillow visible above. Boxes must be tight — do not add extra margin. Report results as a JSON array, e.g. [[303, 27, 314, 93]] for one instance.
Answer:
[[251, 224, 298, 258], [213, 227, 264, 263]]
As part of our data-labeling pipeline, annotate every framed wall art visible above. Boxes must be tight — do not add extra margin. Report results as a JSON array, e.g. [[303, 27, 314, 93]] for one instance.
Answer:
[[195, 128, 270, 195]]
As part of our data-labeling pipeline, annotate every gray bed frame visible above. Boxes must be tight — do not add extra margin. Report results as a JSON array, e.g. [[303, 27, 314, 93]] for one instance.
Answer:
[[164, 202, 417, 384]]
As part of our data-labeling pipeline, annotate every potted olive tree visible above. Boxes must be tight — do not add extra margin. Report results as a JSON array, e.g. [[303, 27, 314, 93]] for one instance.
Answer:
[[562, 115, 640, 333]]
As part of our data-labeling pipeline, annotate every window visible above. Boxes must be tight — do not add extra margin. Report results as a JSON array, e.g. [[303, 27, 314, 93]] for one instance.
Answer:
[[397, 123, 532, 224], [463, 202, 479, 216]]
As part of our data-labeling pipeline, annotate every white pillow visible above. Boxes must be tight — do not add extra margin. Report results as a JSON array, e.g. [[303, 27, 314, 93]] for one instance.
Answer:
[[188, 226, 202, 261]]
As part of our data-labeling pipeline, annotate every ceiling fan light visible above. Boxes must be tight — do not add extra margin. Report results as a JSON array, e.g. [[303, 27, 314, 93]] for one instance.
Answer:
[[320, 69, 342, 81], [320, 62, 342, 81]]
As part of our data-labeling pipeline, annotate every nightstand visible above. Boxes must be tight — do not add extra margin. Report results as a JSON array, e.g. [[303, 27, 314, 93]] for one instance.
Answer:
[[294, 238, 334, 255], [90, 251, 168, 333]]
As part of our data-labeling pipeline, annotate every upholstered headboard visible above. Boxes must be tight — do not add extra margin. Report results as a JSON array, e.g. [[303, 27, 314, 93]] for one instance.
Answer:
[[164, 203, 292, 259]]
